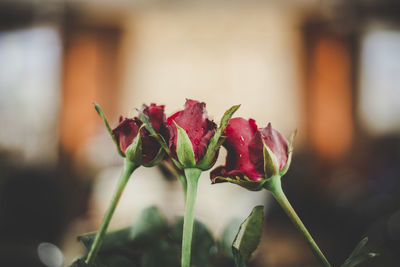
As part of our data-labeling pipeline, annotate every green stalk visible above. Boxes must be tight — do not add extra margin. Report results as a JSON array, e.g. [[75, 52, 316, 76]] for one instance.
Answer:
[[181, 168, 202, 267], [85, 159, 138, 266], [266, 176, 331, 267], [161, 160, 187, 200], [178, 174, 188, 201]]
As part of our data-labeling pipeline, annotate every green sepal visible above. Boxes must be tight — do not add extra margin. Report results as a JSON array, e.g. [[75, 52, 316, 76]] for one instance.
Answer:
[[138, 111, 172, 156], [171, 157, 183, 170], [211, 175, 267, 191], [232, 206, 264, 267], [142, 147, 165, 167], [94, 103, 125, 157], [174, 121, 196, 168], [262, 138, 279, 178], [341, 237, 379, 267], [138, 109, 156, 135], [279, 129, 297, 176], [197, 105, 240, 170], [125, 126, 143, 165]]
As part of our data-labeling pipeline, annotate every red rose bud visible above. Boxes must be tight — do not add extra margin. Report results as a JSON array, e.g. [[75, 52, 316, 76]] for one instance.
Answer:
[[112, 104, 166, 166], [165, 100, 240, 170], [166, 99, 217, 168], [248, 123, 290, 177], [142, 103, 167, 134], [211, 118, 295, 191], [210, 118, 263, 184], [112, 118, 142, 154]]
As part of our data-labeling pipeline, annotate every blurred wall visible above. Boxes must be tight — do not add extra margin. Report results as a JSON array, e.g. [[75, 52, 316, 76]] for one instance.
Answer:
[[118, 5, 303, 135]]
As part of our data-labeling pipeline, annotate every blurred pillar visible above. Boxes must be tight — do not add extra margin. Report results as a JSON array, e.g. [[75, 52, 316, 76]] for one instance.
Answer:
[[304, 24, 355, 160], [59, 27, 121, 157]]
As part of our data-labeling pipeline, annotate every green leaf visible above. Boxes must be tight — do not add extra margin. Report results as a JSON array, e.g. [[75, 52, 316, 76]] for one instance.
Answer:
[[97, 254, 138, 267], [262, 139, 279, 178], [341, 237, 380, 267], [78, 227, 132, 251], [132, 207, 180, 267], [69, 254, 138, 267], [219, 218, 243, 259], [69, 259, 88, 267], [94, 103, 125, 157], [342, 253, 379, 267], [197, 105, 240, 170], [232, 206, 264, 267], [140, 238, 180, 267], [174, 122, 196, 168], [78, 206, 168, 254], [349, 237, 369, 259], [76, 207, 172, 267], [125, 127, 143, 164], [172, 217, 216, 266], [129, 206, 169, 242], [280, 129, 296, 176]]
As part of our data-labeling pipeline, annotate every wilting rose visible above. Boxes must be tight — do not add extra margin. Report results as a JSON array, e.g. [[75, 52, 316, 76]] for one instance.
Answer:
[[142, 103, 167, 134], [112, 104, 166, 165], [248, 122, 289, 175], [113, 117, 142, 154], [166, 99, 217, 163], [211, 117, 292, 190]]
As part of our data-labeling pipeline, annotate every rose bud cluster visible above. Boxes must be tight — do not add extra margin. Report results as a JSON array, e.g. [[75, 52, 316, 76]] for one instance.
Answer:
[[210, 117, 295, 191], [100, 100, 293, 184], [92, 100, 298, 267], [111, 104, 166, 167], [139, 99, 240, 171]]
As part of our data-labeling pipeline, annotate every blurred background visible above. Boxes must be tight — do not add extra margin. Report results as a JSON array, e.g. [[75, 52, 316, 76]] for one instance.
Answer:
[[0, 0, 400, 266]]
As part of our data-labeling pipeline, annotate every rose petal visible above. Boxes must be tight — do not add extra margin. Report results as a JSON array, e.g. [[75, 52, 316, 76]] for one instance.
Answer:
[[112, 118, 142, 153], [113, 103, 166, 164], [167, 99, 216, 162], [141, 103, 167, 164], [141, 133, 161, 164], [250, 123, 289, 171], [261, 123, 289, 170], [248, 130, 265, 174], [215, 117, 262, 181], [142, 103, 165, 132]]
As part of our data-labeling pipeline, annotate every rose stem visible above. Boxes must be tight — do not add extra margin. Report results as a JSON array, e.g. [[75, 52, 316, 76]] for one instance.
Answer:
[[181, 168, 202, 267], [85, 159, 138, 266], [266, 175, 332, 267], [161, 161, 187, 200], [178, 174, 188, 200]]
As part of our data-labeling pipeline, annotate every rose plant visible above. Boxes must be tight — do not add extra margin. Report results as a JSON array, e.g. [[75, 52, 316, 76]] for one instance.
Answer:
[[210, 117, 334, 266], [70, 100, 378, 267], [85, 103, 166, 266], [140, 99, 239, 267], [211, 118, 293, 189]]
